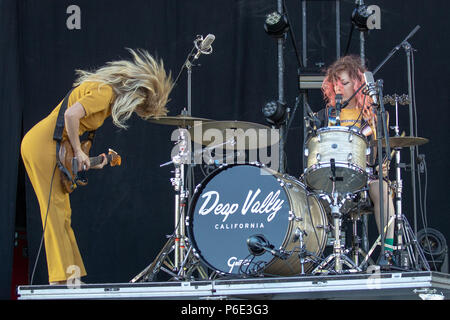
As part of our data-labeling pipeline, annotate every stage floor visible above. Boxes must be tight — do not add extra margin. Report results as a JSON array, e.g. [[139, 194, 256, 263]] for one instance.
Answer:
[[17, 271, 450, 300]]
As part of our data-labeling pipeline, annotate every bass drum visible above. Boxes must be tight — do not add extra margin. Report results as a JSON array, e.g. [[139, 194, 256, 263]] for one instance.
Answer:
[[186, 163, 327, 276]]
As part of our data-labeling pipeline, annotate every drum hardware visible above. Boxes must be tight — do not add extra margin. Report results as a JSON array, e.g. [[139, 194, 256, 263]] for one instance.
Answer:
[[346, 202, 374, 268], [292, 227, 323, 275], [391, 94, 409, 270], [371, 25, 422, 264], [312, 164, 362, 274], [312, 192, 361, 274], [295, 228, 308, 275], [359, 213, 430, 271], [132, 127, 235, 282], [131, 128, 198, 282], [384, 94, 430, 271]]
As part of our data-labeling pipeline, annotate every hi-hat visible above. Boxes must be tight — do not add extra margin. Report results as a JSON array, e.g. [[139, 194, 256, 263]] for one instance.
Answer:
[[188, 120, 279, 150], [370, 136, 429, 148], [147, 114, 211, 127]]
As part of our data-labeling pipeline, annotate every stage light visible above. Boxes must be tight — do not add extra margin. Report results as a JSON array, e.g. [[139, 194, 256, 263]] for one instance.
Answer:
[[351, 5, 375, 32], [264, 11, 289, 38], [262, 100, 287, 127]]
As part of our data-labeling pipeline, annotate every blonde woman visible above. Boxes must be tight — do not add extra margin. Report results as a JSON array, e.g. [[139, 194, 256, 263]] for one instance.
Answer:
[[21, 49, 173, 284]]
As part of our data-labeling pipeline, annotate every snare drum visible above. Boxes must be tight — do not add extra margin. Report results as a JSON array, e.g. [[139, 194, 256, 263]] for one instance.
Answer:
[[304, 126, 369, 194], [187, 163, 327, 276]]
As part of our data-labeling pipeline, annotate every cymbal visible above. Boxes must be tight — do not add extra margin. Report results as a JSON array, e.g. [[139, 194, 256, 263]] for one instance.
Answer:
[[188, 120, 279, 150], [370, 136, 429, 148], [147, 114, 212, 127]]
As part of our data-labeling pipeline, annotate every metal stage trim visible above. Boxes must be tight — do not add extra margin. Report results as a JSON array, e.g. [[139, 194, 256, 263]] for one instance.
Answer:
[[17, 271, 450, 300]]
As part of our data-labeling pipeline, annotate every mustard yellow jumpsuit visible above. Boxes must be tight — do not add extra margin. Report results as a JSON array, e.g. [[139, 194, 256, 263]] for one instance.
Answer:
[[21, 82, 114, 283]]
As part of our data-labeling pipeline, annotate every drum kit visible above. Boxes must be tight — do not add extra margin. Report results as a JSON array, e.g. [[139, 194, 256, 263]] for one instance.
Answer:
[[130, 96, 431, 282], [130, 26, 432, 282]]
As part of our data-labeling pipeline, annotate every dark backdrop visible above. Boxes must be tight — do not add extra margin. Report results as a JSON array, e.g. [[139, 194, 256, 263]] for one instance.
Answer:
[[1, 0, 449, 298]]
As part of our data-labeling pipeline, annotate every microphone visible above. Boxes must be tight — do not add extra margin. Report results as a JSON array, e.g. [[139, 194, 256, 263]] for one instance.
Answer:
[[335, 94, 342, 126], [247, 234, 288, 260], [363, 71, 379, 105], [194, 34, 215, 59]]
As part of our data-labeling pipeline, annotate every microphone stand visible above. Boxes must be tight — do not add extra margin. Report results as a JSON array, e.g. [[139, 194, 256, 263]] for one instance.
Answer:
[[173, 35, 206, 116], [370, 25, 421, 265], [373, 79, 391, 267], [168, 35, 212, 273]]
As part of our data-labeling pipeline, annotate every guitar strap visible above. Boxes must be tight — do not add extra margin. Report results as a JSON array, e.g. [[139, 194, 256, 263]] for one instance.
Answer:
[[53, 88, 96, 191]]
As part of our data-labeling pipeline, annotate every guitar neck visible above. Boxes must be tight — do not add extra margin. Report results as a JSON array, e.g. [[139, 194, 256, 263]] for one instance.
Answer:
[[89, 154, 108, 167]]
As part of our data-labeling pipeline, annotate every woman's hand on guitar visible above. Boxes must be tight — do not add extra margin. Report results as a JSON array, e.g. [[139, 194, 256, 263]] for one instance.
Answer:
[[75, 149, 90, 171], [91, 153, 108, 169]]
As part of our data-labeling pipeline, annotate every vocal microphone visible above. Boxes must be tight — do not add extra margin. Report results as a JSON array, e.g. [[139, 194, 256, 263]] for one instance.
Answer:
[[363, 71, 379, 105], [194, 34, 215, 59], [335, 94, 342, 126]]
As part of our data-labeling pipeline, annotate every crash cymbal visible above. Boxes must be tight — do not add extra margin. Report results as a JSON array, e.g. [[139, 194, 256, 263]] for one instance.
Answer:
[[370, 136, 429, 148], [188, 120, 279, 150], [147, 114, 212, 127]]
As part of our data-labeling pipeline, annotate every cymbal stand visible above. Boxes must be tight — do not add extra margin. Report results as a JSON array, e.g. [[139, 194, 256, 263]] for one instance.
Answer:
[[389, 94, 410, 269], [359, 212, 430, 271], [171, 129, 190, 272], [131, 134, 240, 282], [312, 160, 361, 274], [293, 227, 321, 275], [131, 129, 197, 282]]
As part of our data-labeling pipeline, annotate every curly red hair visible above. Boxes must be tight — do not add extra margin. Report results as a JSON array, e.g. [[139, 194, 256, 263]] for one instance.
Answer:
[[321, 55, 375, 122]]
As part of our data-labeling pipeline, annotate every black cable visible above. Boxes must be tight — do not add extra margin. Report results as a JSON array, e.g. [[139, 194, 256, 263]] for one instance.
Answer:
[[30, 163, 57, 285], [285, 95, 301, 137], [409, 47, 434, 270], [423, 161, 437, 270], [347, 95, 366, 130]]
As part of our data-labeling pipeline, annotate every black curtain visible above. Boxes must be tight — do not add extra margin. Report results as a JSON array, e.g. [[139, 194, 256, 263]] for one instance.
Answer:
[[0, 0, 23, 299], [1, 0, 449, 298]]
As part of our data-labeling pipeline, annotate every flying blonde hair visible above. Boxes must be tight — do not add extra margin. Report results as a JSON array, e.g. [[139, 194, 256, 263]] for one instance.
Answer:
[[73, 48, 173, 129]]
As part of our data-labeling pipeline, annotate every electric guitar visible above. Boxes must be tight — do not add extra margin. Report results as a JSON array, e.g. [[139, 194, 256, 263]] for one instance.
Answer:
[[58, 139, 122, 193]]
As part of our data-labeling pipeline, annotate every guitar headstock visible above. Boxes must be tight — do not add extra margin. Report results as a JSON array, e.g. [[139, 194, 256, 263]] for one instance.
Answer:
[[108, 148, 122, 167]]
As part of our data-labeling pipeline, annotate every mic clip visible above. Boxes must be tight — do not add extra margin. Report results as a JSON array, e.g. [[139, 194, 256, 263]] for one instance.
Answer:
[[193, 34, 214, 60]]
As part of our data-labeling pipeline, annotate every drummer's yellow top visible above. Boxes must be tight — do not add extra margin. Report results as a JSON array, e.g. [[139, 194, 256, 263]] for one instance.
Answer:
[[328, 107, 382, 139], [337, 107, 364, 128], [20, 81, 114, 282]]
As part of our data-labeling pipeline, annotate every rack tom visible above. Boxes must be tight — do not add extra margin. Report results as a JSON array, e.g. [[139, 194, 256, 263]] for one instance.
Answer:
[[304, 126, 369, 194]]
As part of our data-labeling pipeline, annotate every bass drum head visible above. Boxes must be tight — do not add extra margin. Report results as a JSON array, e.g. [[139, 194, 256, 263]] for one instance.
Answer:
[[187, 163, 327, 276]]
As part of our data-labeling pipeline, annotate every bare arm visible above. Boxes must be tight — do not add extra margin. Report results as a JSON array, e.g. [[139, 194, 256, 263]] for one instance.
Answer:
[[64, 102, 90, 170]]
